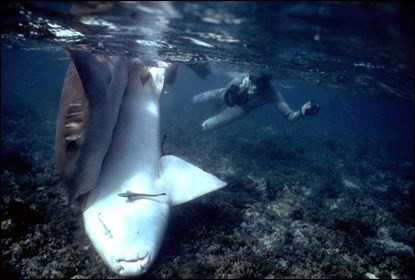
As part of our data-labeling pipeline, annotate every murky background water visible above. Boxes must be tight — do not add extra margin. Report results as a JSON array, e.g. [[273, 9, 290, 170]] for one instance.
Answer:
[[1, 2, 413, 279]]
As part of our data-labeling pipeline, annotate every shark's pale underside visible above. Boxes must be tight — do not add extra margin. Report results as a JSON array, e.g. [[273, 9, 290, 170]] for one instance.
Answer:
[[55, 50, 226, 276]]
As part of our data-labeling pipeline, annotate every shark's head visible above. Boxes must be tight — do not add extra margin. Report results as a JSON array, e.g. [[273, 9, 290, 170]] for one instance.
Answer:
[[83, 195, 170, 276]]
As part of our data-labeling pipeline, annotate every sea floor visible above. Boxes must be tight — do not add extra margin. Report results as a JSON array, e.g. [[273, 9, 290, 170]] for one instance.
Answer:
[[1, 112, 414, 279]]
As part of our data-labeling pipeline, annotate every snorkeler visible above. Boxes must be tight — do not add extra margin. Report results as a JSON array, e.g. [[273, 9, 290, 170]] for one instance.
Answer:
[[192, 73, 320, 131]]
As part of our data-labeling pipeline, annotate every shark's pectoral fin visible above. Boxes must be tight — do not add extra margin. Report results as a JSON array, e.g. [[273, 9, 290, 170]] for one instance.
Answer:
[[156, 155, 226, 206]]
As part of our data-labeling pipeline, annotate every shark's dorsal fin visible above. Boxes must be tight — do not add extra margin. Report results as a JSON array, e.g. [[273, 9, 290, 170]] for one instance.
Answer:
[[156, 155, 226, 206]]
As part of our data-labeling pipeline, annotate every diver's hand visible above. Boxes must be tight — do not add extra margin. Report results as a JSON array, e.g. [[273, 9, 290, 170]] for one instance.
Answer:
[[301, 100, 320, 116]]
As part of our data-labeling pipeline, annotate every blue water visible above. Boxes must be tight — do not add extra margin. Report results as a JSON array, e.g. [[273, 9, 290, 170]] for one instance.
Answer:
[[1, 2, 414, 279]]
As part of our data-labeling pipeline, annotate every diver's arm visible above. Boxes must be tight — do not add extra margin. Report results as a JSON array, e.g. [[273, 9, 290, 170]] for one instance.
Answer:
[[271, 89, 302, 122], [271, 89, 321, 121]]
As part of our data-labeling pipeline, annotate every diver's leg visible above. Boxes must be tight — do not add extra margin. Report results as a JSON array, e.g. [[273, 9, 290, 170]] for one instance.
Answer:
[[192, 88, 226, 104], [201, 106, 249, 131]]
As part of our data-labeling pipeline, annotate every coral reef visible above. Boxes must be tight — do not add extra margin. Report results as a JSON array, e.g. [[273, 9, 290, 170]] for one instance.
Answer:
[[1, 113, 413, 279]]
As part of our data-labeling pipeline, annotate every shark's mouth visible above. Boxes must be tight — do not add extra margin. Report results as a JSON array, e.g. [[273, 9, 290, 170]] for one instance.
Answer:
[[113, 253, 151, 276]]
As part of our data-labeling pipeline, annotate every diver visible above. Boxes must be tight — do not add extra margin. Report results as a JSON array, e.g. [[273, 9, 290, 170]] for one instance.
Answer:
[[192, 73, 321, 131]]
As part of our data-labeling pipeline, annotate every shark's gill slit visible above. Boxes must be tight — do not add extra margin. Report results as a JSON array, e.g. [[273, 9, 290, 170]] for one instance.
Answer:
[[69, 99, 84, 107], [98, 212, 113, 239]]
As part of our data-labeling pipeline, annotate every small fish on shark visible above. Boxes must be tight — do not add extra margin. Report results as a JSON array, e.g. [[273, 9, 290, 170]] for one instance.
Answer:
[[118, 191, 166, 199]]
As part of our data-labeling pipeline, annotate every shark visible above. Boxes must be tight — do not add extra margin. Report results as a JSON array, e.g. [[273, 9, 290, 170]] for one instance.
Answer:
[[55, 50, 226, 276]]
